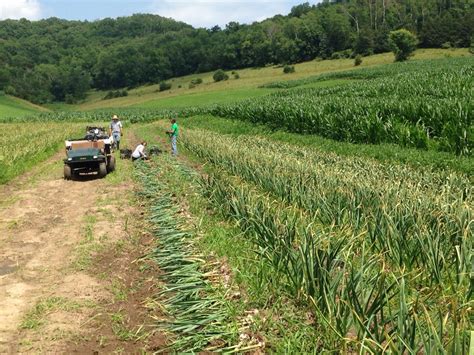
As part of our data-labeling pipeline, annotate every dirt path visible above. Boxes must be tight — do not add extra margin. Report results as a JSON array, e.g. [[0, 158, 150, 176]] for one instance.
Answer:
[[0, 145, 163, 353], [0, 153, 111, 352]]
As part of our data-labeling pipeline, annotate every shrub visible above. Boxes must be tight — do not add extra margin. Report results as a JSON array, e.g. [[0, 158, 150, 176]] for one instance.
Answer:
[[191, 78, 203, 85], [189, 83, 196, 89], [441, 42, 452, 49], [330, 49, 353, 60], [213, 69, 229, 82], [470, 35, 474, 54], [234, 73, 240, 79], [354, 55, 363, 66], [159, 81, 172, 91], [65, 94, 76, 104], [388, 29, 418, 62], [103, 89, 128, 100], [283, 65, 295, 74], [3, 85, 16, 96]]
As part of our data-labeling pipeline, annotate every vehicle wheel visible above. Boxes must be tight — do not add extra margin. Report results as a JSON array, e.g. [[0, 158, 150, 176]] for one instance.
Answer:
[[98, 162, 107, 178], [64, 165, 72, 180], [107, 155, 116, 172]]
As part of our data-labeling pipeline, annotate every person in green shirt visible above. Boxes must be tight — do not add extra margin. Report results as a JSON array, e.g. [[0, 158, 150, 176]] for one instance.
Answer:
[[166, 118, 179, 156]]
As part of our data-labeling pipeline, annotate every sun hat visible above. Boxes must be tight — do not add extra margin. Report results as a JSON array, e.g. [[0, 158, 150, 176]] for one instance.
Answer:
[[112, 115, 119, 120]]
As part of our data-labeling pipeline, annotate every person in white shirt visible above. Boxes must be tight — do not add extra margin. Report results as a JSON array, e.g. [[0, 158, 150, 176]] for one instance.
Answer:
[[132, 141, 148, 161], [109, 115, 123, 150]]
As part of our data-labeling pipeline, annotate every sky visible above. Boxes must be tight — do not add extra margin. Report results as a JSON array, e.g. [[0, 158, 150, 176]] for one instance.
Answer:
[[0, 0, 316, 28]]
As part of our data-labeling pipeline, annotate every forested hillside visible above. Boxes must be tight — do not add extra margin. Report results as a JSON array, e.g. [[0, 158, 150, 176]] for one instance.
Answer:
[[0, 0, 472, 104]]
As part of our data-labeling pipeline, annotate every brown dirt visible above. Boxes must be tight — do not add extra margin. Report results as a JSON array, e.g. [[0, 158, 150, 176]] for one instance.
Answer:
[[66, 215, 168, 354], [0, 148, 166, 353]]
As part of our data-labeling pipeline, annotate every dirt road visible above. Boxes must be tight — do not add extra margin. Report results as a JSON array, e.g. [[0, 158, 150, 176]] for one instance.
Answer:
[[0, 152, 151, 353]]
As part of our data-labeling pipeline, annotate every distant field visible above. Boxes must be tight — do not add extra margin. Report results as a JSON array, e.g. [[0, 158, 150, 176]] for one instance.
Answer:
[[74, 48, 469, 111], [133, 87, 275, 109], [208, 56, 473, 155], [0, 95, 48, 118]]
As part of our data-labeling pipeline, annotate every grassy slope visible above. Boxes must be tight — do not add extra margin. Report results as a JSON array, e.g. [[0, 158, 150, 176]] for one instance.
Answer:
[[73, 48, 469, 111], [0, 95, 49, 118]]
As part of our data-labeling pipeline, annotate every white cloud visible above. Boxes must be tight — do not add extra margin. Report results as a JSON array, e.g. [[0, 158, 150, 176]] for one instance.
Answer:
[[151, 0, 299, 28], [0, 0, 42, 20]]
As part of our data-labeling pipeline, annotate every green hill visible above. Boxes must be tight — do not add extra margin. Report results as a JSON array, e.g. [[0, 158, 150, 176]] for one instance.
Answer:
[[72, 48, 469, 111], [0, 95, 49, 118]]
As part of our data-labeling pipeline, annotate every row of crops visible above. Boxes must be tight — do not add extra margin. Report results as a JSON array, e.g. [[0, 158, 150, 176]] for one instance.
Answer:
[[176, 126, 472, 352], [260, 57, 473, 89], [0, 123, 84, 183], [135, 160, 236, 352], [210, 57, 473, 155]]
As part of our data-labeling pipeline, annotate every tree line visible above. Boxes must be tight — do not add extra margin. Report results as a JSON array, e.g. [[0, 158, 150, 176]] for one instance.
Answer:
[[0, 0, 472, 104]]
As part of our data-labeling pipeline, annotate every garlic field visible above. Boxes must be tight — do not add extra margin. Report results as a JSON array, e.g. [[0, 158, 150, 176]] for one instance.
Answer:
[[179, 126, 472, 352]]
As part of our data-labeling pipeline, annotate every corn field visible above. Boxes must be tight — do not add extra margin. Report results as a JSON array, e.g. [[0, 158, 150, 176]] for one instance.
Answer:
[[176, 126, 473, 352], [0, 107, 204, 125], [211, 57, 473, 155], [261, 56, 473, 89], [0, 122, 84, 183]]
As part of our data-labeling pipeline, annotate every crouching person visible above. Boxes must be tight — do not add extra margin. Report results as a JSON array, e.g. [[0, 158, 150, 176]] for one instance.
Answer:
[[132, 141, 148, 162]]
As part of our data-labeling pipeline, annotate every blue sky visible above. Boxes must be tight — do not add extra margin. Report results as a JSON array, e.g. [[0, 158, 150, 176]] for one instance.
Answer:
[[0, 0, 317, 28]]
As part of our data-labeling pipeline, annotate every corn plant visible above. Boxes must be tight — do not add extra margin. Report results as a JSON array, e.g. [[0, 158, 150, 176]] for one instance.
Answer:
[[211, 57, 473, 155]]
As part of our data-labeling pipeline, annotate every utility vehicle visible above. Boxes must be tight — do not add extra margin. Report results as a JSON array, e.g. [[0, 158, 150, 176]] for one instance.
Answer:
[[64, 127, 115, 180]]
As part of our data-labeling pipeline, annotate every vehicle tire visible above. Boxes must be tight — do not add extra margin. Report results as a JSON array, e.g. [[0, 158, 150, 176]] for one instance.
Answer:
[[107, 155, 116, 172], [64, 164, 72, 180], [98, 162, 107, 178]]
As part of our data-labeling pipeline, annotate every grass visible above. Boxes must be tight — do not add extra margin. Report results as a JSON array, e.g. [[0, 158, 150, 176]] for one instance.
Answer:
[[0, 95, 49, 118], [110, 311, 136, 341], [20, 297, 94, 330], [180, 115, 474, 176], [64, 48, 469, 111], [133, 87, 275, 109], [72, 213, 103, 271]]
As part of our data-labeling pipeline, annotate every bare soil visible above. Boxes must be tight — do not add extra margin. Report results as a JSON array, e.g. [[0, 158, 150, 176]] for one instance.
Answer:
[[0, 150, 166, 353]]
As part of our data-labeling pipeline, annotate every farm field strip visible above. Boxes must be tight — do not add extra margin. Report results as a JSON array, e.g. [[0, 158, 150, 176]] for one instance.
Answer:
[[261, 56, 472, 89], [0, 122, 84, 184], [182, 128, 471, 236], [180, 115, 474, 175], [211, 56, 473, 155], [135, 158, 242, 352], [164, 124, 473, 352]]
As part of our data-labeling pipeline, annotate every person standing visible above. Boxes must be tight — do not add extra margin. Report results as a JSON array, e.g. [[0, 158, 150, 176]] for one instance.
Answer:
[[109, 115, 123, 150], [166, 118, 179, 156]]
